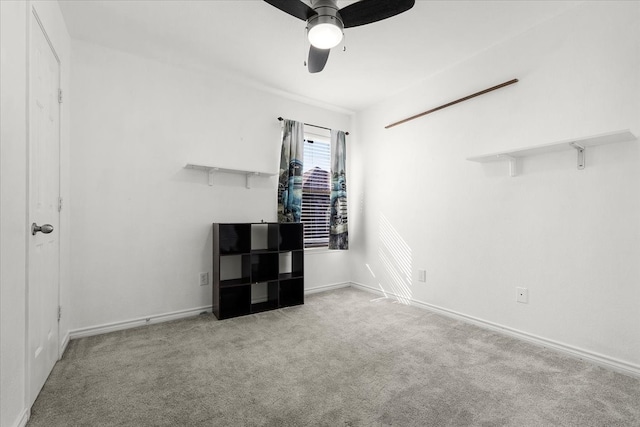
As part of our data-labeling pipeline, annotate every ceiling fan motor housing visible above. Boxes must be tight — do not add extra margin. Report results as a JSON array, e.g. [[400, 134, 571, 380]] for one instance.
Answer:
[[307, 0, 344, 48]]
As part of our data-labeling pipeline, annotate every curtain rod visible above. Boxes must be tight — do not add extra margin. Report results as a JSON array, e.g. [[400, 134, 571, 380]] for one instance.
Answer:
[[277, 117, 349, 136], [385, 78, 519, 129]]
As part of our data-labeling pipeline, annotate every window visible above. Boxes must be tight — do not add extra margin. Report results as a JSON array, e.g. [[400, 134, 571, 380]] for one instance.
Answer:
[[301, 132, 331, 248]]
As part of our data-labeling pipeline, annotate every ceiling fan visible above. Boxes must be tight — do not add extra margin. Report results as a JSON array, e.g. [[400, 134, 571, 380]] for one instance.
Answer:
[[264, 0, 415, 73]]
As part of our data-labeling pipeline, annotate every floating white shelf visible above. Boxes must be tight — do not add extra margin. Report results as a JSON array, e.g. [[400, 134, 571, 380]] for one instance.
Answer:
[[185, 164, 277, 188], [467, 129, 637, 176]]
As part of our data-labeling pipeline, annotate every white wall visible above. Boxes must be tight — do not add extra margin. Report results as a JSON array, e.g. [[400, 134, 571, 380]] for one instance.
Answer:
[[69, 40, 352, 330], [1, 1, 70, 426], [350, 1, 640, 370]]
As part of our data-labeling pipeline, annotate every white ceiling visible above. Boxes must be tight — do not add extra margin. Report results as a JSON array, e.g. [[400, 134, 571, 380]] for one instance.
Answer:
[[58, 0, 580, 113]]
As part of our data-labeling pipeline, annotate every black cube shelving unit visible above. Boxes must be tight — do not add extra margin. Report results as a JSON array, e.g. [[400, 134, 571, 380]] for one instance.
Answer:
[[213, 222, 304, 320]]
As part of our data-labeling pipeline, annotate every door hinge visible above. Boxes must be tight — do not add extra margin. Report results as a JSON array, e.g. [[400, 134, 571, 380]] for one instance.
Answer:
[[58, 196, 63, 212], [58, 88, 63, 104], [58, 306, 62, 321]]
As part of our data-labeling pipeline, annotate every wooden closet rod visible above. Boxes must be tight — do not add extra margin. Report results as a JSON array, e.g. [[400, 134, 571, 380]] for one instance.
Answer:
[[385, 78, 519, 129]]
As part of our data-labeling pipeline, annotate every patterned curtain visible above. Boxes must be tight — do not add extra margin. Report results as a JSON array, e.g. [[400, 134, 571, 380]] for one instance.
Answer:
[[329, 130, 348, 249], [277, 120, 304, 223]]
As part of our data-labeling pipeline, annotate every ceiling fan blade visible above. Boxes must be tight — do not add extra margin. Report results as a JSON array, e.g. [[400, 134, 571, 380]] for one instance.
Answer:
[[339, 0, 415, 28], [308, 46, 330, 73], [263, 0, 316, 21]]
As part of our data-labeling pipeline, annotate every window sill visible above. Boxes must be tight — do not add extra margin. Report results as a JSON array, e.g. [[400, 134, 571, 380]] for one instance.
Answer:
[[304, 247, 332, 254], [304, 247, 348, 255]]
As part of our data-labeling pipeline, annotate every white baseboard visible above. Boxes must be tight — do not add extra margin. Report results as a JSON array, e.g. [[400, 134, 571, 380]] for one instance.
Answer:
[[68, 305, 212, 340], [65, 281, 639, 378], [59, 331, 70, 357], [66, 282, 351, 342], [12, 408, 29, 427], [350, 281, 640, 378], [305, 281, 351, 295], [67, 283, 349, 340]]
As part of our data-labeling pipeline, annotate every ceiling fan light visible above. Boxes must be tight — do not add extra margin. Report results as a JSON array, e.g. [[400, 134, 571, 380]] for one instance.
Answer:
[[307, 16, 343, 49]]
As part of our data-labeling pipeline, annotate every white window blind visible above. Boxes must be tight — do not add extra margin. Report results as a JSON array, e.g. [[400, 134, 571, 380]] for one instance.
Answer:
[[302, 137, 331, 248]]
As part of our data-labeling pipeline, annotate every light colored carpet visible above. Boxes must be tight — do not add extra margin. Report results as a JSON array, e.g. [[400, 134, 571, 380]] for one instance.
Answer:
[[28, 287, 640, 426]]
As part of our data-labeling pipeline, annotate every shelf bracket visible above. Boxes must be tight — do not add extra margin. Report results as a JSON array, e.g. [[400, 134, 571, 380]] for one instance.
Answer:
[[570, 142, 585, 170], [246, 172, 259, 189], [208, 168, 219, 186], [498, 154, 518, 177]]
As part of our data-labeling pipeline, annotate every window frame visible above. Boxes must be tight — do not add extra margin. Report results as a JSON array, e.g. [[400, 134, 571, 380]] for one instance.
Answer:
[[301, 130, 331, 249]]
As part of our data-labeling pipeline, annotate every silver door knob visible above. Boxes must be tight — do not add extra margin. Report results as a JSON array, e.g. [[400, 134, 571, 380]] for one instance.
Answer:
[[32, 223, 54, 235]]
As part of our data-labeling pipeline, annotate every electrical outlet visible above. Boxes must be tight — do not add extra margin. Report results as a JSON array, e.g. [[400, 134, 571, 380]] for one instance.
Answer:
[[418, 269, 427, 282], [516, 287, 528, 303], [199, 272, 209, 286]]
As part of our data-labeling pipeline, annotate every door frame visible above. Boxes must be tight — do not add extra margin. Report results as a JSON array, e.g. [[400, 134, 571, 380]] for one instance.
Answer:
[[26, 5, 62, 406]]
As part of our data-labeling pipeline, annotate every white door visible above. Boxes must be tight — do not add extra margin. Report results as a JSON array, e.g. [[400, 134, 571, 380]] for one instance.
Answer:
[[28, 10, 61, 406]]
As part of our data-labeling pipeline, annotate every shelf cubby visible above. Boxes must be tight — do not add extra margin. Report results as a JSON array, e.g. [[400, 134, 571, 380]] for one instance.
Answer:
[[250, 281, 279, 313], [218, 254, 250, 283], [279, 223, 303, 251], [217, 223, 251, 254], [279, 278, 304, 308], [251, 253, 279, 283], [279, 250, 304, 280], [219, 286, 251, 319], [251, 223, 279, 252]]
